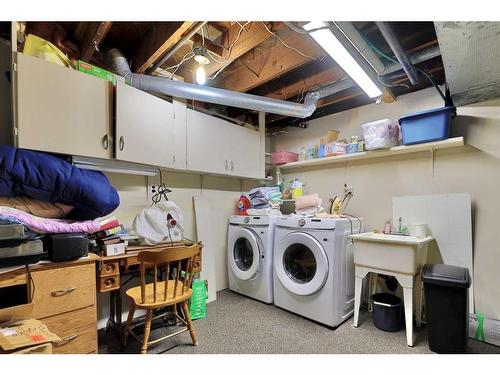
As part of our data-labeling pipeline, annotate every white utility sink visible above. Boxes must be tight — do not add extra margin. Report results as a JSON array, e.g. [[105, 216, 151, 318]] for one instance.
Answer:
[[349, 232, 433, 275]]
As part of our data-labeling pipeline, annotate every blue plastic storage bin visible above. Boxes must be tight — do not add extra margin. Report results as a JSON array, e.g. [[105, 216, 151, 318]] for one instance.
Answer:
[[398, 106, 456, 145]]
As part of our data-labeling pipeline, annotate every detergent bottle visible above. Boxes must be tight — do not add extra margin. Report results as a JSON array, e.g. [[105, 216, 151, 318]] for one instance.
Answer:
[[237, 195, 251, 215], [291, 178, 303, 199]]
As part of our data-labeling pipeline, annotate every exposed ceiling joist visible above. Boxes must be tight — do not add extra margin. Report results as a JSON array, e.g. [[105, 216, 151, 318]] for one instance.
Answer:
[[76, 21, 112, 62], [181, 22, 272, 82], [133, 21, 194, 73], [263, 66, 344, 100], [214, 32, 325, 93], [191, 33, 224, 57]]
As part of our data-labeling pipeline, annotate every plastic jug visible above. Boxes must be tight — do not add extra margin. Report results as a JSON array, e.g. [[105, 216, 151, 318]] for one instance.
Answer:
[[237, 195, 251, 215], [291, 179, 303, 199]]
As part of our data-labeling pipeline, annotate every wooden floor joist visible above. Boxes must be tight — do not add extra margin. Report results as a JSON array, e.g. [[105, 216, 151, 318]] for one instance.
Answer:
[[76, 22, 113, 62], [133, 22, 194, 74], [214, 32, 325, 93]]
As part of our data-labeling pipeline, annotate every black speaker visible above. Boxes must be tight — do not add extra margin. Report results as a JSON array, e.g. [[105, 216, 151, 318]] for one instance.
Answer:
[[43, 233, 89, 262]]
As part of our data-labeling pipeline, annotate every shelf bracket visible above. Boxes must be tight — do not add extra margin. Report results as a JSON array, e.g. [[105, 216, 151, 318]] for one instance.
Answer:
[[430, 148, 435, 177]]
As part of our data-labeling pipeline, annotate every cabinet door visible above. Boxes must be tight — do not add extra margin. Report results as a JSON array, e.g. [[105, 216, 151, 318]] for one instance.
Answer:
[[186, 109, 232, 175], [227, 125, 262, 179], [15, 53, 112, 158], [115, 82, 175, 168]]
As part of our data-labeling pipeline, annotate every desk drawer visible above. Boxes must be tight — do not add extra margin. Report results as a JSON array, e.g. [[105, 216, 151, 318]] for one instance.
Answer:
[[43, 305, 97, 354], [32, 263, 96, 318]]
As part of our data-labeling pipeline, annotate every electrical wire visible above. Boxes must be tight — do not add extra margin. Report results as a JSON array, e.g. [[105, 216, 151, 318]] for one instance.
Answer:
[[261, 22, 317, 60], [157, 51, 195, 79]]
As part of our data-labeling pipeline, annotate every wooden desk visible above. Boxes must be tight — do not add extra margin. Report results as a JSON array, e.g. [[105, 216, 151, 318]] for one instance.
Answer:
[[97, 241, 202, 340], [0, 254, 100, 354]]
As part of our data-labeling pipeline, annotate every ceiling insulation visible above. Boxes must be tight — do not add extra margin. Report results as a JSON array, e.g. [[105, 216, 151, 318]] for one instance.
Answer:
[[435, 21, 500, 106]]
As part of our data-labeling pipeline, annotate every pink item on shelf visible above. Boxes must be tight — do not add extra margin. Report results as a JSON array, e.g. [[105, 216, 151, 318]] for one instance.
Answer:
[[0, 206, 100, 234], [295, 193, 321, 210], [271, 151, 299, 165]]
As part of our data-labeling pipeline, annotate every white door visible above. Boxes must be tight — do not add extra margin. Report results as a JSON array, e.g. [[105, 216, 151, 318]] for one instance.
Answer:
[[15, 53, 112, 159], [115, 82, 175, 168], [227, 125, 262, 179], [274, 232, 329, 296], [186, 109, 232, 175], [228, 227, 262, 281]]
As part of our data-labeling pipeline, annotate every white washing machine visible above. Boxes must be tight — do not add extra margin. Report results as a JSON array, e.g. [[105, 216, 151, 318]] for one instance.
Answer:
[[273, 215, 362, 327], [227, 215, 277, 304]]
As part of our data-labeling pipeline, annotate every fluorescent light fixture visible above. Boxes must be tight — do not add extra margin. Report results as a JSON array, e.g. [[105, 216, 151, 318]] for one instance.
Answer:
[[72, 156, 159, 176], [304, 21, 382, 98]]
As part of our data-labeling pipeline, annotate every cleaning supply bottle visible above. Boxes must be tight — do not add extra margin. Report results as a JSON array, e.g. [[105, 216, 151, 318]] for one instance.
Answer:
[[237, 195, 251, 215], [318, 138, 325, 158], [276, 171, 283, 193], [291, 178, 303, 199], [308, 144, 315, 160]]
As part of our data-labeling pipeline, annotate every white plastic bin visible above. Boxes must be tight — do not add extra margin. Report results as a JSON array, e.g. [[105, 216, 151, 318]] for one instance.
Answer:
[[360, 119, 399, 150]]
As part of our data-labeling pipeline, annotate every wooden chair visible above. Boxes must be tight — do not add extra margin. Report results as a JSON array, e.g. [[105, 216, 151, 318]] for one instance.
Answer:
[[122, 245, 200, 354]]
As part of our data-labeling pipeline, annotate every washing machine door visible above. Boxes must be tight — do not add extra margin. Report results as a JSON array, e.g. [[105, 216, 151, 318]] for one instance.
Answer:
[[228, 227, 262, 281], [275, 232, 329, 296]]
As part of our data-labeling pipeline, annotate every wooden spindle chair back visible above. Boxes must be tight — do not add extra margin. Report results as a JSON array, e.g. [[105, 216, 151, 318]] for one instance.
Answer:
[[137, 245, 199, 304]]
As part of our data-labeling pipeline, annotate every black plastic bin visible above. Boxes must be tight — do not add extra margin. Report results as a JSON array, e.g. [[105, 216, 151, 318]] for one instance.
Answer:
[[422, 264, 471, 353], [371, 293, 404, 332]]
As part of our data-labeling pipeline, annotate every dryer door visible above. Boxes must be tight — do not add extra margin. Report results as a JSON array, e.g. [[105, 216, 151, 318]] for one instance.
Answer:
[[275, 232, 329, 296], [228, 227, 262, 281]]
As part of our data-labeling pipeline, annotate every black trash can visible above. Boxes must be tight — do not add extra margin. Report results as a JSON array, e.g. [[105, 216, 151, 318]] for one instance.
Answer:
[[371, 293, 404, 332], [422, 264, 471, 353]]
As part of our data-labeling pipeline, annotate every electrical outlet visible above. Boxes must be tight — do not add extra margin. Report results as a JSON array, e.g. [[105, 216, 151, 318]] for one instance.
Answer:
[[147, 174, 161, 203]]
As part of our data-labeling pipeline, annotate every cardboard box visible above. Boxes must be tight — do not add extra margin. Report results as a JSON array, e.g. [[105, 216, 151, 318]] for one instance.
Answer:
[[469, 313, 500, 347], [325, 141, 346, 156], [103, 242, 126, 256], [77, 60, 117, 84], [0, 319, 59, 353]]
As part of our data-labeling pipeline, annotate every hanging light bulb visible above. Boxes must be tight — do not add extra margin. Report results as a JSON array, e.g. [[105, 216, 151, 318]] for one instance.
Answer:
[[193, 44, 210, 85], [195, 63, 207, 85]]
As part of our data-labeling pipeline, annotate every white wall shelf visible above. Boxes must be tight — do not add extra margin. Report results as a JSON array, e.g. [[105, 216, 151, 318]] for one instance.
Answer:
[[277, 137, 464, 171]]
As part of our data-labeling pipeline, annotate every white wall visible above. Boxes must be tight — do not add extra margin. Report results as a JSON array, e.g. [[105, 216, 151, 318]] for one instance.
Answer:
[[96, 171, 257, 328], [272, 87, 500, 320]]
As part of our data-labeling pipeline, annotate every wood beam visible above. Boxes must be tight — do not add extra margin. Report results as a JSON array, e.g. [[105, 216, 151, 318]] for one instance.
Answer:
[[76, 22, 112, 62], [214, 32, 324, 93], [180, 22, 272, 82], [262, 66, 344, 100], [191, 33, 224, 57], [133, 21, 194, 73]]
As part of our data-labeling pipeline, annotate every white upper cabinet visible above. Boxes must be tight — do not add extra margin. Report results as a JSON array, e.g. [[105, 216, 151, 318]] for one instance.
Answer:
[[186, 108, 263, 179], [15, 53, 112, 159], [115, 82, 178, 168]]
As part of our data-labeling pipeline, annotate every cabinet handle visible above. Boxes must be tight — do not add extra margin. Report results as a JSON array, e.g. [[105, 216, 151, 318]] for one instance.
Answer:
[[53, 334, 78, 347], [224, 160, 228, 170], [51, 286, 77, 297], [230, 161, 234, 171], [102, 134, 109, 150], [119, 136, 125, 151]]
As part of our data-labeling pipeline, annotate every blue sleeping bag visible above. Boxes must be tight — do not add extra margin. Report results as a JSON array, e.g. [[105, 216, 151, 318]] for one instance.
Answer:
[[0, 145, 119, 220]]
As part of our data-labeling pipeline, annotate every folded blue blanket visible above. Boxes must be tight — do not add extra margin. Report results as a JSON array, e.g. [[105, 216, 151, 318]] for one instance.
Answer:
[[0, 145, 119, 220]]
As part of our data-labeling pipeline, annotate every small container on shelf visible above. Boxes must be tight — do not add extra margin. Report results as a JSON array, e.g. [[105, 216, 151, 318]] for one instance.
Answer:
[[271, 151, 299, 165], [360, 118, 399, 150], [398, 106, 456, 145], [325, 141, 346, 156], [345, 142, 358, 154]]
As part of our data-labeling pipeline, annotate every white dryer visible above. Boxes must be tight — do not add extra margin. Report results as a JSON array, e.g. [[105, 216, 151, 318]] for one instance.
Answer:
[[273, 215, 362, 327], [227, 215, 277, 304]]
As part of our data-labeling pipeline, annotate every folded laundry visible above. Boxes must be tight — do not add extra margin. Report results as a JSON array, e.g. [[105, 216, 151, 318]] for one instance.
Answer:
[[249, 187, 281, 208], [0, 145, 119, 220], [246, 207, 282, 216], [0, 197, 73, 219], [295, 194, 321, 210], [0, 206, 99, 234]]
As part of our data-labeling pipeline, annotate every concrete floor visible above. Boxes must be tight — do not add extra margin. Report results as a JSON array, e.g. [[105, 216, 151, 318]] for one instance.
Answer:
[[98, 289, 500, 354]]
